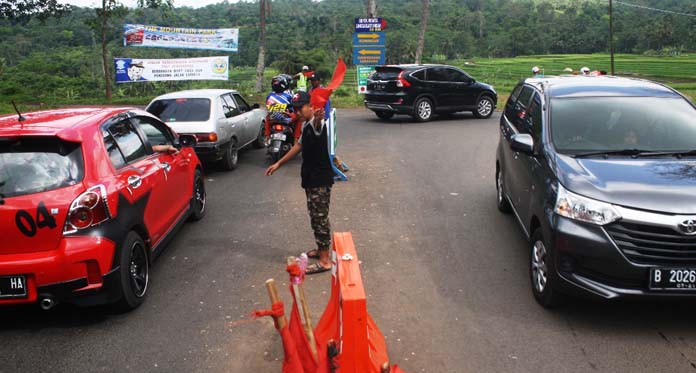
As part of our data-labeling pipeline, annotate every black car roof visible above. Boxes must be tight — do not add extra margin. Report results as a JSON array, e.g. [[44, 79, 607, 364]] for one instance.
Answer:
[[376, 64, 454, 70], [523, 75, 681, 98]]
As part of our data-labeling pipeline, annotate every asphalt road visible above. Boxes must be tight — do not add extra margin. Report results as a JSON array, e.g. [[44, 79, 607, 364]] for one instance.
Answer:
[[3, 109, 696, 372]]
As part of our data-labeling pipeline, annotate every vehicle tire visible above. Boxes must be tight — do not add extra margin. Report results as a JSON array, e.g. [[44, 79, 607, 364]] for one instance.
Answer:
[[473, 96, 494, 119], [375, 111, 394, 120], [116, 231, 149, 311], [253, 122, 265, 149], [269, 151, 280, 164], [412, 97, 433, 122], [496, 166, 512, 213], [188, 169, 206, 222], [220, 141, 238, 171], [529, 229, 564, 308]]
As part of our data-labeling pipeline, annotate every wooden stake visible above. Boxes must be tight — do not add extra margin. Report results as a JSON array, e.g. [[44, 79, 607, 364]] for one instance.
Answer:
[[288, 256, 319, 361], [264, 279, 286, 329]]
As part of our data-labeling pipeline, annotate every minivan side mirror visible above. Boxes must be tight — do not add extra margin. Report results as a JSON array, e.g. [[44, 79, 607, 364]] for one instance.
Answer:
[[252, 103, 260, 109], [179, 134, 197, 148], [510, 133, 534, 155]]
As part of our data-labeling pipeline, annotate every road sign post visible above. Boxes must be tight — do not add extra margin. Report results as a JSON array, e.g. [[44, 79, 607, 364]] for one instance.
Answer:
[[352, 18, 386, 66]]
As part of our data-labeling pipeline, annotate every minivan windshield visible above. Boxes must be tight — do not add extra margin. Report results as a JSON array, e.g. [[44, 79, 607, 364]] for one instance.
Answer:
[[147, 98, 211, 122], [0, 137, 83, 198], [551, 97, 696, 155]]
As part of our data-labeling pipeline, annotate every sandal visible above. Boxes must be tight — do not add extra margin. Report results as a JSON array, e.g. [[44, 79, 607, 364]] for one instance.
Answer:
[[302, 249, 320, 259], [306, 263, 331, 275]]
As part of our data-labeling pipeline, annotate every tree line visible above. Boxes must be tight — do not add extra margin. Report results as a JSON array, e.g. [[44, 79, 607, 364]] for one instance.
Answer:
[[0, 0, 693, 103]]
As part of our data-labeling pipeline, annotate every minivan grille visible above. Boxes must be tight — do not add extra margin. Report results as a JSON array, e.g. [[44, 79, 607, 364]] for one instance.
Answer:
[[606, 222, 696, 265]]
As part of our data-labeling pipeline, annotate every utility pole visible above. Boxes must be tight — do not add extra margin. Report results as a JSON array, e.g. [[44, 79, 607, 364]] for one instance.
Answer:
[[609, 0, 615, 75]]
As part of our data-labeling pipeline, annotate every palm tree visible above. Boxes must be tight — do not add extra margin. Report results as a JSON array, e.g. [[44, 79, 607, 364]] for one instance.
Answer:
[[414, 0, 429, 64]]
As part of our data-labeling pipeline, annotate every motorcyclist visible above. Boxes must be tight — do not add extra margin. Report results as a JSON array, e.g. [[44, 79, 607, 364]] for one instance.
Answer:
[[264, 75, 298, 142]]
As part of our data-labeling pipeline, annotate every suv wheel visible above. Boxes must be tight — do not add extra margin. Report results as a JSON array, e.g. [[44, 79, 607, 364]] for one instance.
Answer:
[[530, 229, 563, 308], [221, 141, 238, 171], [496, 166, 512, 213], [473, 96, 494, 119], [116, 231, 149, 311], [375, 111, 394, 120], [413, 97, 433, 122]]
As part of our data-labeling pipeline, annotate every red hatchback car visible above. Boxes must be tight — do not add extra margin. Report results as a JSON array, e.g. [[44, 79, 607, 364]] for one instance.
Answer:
[[0, 107, 206, 310]]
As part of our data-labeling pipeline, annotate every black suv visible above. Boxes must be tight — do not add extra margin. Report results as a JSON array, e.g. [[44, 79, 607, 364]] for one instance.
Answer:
[[496, 75, 696, 307], [364, 64, 497, 122]]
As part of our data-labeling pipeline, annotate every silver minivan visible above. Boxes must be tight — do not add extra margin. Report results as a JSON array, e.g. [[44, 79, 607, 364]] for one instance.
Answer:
[[147, 89, 267, 170]]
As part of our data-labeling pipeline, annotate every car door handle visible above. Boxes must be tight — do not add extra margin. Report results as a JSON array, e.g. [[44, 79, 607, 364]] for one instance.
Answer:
[[160, 162, 171, 172], [128, 175, 142, 188]]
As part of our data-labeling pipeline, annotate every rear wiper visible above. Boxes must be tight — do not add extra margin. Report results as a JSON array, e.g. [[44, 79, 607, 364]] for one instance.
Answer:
[[0, 180, 5, 205], [571, 149, 654, 158]]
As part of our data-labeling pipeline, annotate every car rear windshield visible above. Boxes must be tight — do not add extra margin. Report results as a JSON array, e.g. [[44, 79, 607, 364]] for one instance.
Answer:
[[370, 67, 403, 81], [147, 98, 211, 122], [0, 136, 84, 198], [551, 97, 696, 154]]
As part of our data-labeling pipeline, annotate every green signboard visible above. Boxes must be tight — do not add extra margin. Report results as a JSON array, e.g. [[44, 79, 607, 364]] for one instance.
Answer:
[[357, 65, 376, 94]]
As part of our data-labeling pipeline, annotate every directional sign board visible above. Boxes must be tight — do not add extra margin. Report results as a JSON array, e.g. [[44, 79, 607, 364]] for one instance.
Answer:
[[353, 47, 385, 66], [354, 18, 387, 32], [352, 32, 385, 47], [357, 65, 376, 94]]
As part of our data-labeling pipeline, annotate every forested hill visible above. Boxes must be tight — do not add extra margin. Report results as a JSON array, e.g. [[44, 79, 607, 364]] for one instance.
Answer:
[[0, 0, 693, 107], [1, 0, 694, 68]]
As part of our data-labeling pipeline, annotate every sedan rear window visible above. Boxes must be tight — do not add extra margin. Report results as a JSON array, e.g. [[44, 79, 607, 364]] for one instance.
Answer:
[[147, 98, 211, 122], [0, 137, 83, 198], [551, 97, 696, 154], [370, 67, 402, 81]]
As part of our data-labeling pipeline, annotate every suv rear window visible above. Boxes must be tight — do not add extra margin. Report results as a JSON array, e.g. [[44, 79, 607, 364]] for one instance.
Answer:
[[0, 137, 84, 198], [147, 98, 211, 122], [370, 67, 402, 81]]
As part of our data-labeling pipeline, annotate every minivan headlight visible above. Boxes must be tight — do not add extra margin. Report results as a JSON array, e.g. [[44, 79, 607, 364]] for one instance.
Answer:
[[554, 184, 621, 225]]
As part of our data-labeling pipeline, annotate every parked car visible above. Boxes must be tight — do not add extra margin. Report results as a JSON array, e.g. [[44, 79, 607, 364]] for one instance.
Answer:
[[146, 89, 266, 170], [496, 75, 696, 307], [0, 107, 205, 310], [364, 64, 497, 122]]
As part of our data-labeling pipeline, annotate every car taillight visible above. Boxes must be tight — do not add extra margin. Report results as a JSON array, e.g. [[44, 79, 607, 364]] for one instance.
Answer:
[[396, 71, 411, 88], [64, 185, 111, 234], [274, 124, 284, 132], [196, 132, 218, 143]]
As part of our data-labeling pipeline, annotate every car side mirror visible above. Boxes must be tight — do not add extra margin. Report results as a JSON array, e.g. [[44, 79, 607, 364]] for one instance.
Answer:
[[252, 103, 260, 109], [178, 134, 197, 148], [510, 133, 534, 155]]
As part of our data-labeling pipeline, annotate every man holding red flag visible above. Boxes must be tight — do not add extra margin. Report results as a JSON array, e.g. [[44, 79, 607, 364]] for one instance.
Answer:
[[265, 91, 334, 274]]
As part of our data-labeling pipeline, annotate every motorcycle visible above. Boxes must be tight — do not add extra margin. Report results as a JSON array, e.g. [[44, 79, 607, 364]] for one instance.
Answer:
[[267, 121, 295, 163]]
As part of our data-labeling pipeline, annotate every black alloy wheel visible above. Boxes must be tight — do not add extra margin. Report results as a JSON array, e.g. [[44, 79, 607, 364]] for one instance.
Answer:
[[116, 231, 149, 311], [188, 169, 206, 222]]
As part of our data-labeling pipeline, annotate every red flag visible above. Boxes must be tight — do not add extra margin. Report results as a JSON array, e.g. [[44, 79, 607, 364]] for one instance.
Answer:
[[309, 58, 347, 110], [326, 58, 347, 90]]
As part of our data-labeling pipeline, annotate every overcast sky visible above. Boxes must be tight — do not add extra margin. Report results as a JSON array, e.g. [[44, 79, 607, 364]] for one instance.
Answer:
[[60, 0, 235, 8]]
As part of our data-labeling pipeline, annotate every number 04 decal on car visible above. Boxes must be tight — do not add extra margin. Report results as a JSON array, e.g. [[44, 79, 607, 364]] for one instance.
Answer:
[[15, 201, 57, 237]]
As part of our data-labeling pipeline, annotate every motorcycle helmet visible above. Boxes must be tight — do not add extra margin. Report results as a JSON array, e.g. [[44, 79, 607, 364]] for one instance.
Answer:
[[271, 75, 289, 93], [279, 73, 296, 90]]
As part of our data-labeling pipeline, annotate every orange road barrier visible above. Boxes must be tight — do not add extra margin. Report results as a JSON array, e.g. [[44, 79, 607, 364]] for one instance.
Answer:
[[255, 232, 404, 373]]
